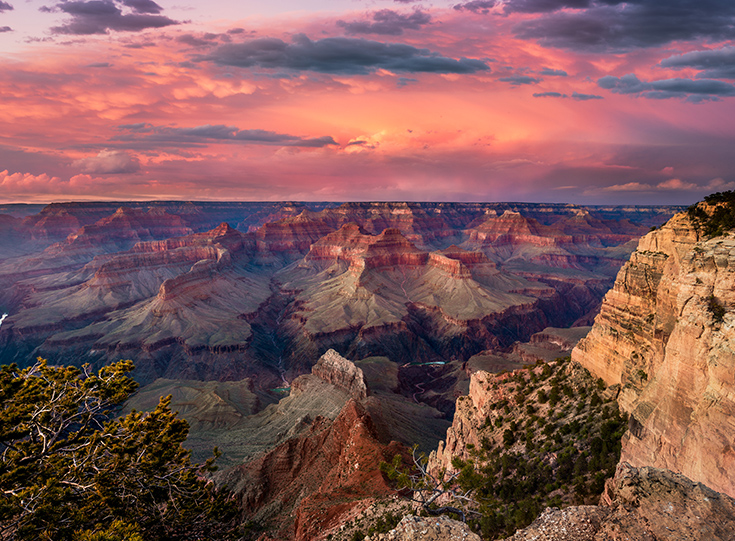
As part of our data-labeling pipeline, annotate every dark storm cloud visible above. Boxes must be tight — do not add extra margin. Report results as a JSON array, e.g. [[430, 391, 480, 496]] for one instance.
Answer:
[[337, 9, 430, 36], [0, 1, 12, 12], [114, 123, 338, 148], [499, 75, 541, 85], [533, 91, 567, 97], [572, 91, 603, 100], [119, 0, 161, 14], [197, 34, 490, 75], [176, 33, 222, 48], [660, 47, 735, 80], [46, 0, 178, 35], [453, 1, 496, 14], [503, 0, 591, 13], [598, 73, 735, 102], [513, 0, 735, 53], [539, 68, 567, 76]]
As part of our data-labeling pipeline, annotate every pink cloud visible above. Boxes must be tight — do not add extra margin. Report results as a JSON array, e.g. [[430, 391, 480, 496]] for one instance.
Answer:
[[602, 182, 651, 192], [73, 149, 141, 174], [0, 5, 733, 205], [0, 170, 62, 193], [657, 178, 698, 190]]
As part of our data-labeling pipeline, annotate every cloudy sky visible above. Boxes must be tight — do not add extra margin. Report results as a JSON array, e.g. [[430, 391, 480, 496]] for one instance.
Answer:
[[1, 0, 735, 204]]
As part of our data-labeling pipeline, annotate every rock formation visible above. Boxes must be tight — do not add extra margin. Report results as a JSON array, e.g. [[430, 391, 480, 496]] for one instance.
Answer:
[[310, 348, 369, 400], [0, 201, 677, 388], [572, 204, 735, 498], [216, 351, 407, 541], [367, 514, 481, 541], [502, 462, 735, 541]]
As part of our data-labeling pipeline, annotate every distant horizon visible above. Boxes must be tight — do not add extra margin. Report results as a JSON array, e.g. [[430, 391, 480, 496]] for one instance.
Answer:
[[0, 199, 690, 215], [0, 199, 692, 208], [1, 1, 734, 205]]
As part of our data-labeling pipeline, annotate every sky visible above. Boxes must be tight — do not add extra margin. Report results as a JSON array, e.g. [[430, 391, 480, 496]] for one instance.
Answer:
[[1, 0, 735, 204]]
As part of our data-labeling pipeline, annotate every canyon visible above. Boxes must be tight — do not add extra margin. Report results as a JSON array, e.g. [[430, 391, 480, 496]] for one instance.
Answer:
[[2, 199, 704, 540], [0, 201, 674, 389]]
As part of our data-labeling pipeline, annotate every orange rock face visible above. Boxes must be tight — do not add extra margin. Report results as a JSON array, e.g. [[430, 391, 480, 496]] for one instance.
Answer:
[[573, 208, 735, 498]]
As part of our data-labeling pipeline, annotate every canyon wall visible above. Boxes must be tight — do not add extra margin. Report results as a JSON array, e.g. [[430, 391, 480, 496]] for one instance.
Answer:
[[572, 206, 735, 498]]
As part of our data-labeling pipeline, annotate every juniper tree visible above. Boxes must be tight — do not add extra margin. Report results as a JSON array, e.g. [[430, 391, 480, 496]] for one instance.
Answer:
[[0, 359, 239, 541]]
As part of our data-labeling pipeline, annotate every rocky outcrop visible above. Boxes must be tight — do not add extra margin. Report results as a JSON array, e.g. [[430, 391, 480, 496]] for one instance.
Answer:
[[309, 349, 369, 400], [466, 210, 568, 248], [220, 399, 404, 541], [48, 207, 193, 255], [429, 356, 606, 478], [367, 515, 481, 541], [502, 462, 735, 541], [501, 506, 610, 541], [255, 213, 334, 258], [428, 369, 503, 471], [572, 205, 735, 498], [306, 224, 427, 269]]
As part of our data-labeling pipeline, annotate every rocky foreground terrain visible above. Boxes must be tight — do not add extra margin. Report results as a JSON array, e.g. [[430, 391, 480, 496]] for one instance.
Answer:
[[374, 462, 735, 541]]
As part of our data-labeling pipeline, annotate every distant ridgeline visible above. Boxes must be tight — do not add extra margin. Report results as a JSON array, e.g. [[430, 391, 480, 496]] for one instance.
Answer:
[[687, 190, 735, 237]]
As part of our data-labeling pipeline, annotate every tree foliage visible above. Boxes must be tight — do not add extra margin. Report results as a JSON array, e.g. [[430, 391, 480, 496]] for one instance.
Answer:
[[688, 191, 735, 237], [0, 359, 239, 541], [380, 445, 478, 523]]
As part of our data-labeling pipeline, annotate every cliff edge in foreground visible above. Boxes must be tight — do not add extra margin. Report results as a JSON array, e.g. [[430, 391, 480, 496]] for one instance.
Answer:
[[572, 196, 735, 498]]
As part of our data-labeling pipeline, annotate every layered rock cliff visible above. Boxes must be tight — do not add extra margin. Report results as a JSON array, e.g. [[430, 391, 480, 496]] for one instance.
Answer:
[[572, 201, 735, 498], [310, 348, 369, 400]]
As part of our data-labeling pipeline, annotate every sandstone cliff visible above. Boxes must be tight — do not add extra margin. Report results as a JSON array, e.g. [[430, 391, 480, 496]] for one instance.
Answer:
[[310, 348, 369, 400], [572, 204, 735, 498]]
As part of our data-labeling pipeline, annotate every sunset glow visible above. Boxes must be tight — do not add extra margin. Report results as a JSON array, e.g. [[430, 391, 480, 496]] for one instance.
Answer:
[[2, 0, 735, 204]]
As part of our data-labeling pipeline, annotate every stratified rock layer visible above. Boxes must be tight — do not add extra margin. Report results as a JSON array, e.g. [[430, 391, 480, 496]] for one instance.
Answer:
[[572, 208, 735, 498], [220, 399, 404, 541], [310, 348, 369, 400], [0, 201, 677, 386]]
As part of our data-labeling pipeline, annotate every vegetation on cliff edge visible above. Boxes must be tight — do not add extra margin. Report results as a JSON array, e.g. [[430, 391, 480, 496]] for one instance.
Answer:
[[382, 358, 627, 539], [688, 191, 735, 237]]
